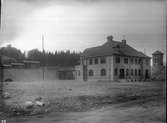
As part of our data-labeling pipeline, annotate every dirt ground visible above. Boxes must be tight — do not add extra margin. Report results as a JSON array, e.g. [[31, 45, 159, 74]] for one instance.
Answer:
[[0, 80, 166, 123]]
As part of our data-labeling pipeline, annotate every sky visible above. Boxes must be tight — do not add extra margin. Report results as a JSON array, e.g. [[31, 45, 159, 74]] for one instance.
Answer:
[[0, 0, 166, 62]]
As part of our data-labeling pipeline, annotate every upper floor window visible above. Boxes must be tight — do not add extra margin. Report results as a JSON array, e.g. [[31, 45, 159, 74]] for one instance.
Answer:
[[89, 58, 93, 65], [138, 58, 142, 64], [130, 58, 134, 64], [154, 57, 157, 64], [89, 69, 94, 76], [124, 58, 128, 64], [115, 56, 120, 63], [94, 58, 98, 64], [101, 69, 106, 76], [100, 57, 106, 64], [146, 59, 149, 65]]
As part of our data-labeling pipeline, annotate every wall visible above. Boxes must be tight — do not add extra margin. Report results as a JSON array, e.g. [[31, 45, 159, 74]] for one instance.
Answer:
[[4, 67, 58, 82], [113, 56, 151, 81], [85, 56, 114, 81]]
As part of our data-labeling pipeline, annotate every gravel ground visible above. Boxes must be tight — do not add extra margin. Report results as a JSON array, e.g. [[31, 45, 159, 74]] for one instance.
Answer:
[[0, 80, 166, 123]]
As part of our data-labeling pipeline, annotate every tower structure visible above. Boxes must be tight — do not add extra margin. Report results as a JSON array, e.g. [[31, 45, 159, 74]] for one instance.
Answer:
[[152, 50, 164, 67], [152, 50, 164, 75]]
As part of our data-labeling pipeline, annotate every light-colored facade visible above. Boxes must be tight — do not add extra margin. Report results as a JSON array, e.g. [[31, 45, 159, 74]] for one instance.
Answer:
[[75, 36, 151, 81]]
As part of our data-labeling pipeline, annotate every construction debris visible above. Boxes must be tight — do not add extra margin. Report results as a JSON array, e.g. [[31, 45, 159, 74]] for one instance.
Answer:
[[2, 92, 10, 99]]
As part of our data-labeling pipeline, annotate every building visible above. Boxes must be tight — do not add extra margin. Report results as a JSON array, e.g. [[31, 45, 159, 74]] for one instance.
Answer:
[[56, 67, 76, 80], [151, 50, 165, 80], [75, 35, 151, 81], [152, 50, 164, 68], [11, 63, 25, 69], [23, 60, 40, 68]]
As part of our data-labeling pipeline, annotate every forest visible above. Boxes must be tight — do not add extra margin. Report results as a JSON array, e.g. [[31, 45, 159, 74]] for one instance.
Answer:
[[0, 45, 81, 67]]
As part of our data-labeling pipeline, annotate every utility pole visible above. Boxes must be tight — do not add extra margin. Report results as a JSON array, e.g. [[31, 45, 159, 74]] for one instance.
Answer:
[[42, 34, 45, 80]]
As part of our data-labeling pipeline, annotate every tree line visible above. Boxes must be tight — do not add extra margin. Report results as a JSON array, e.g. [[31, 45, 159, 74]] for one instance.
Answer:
[[0, 45, 81, 67]]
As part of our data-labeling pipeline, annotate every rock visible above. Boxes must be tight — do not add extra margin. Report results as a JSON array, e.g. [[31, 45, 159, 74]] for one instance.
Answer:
[[25, 101, 34, 109], [3, 92, 10, 99], [35, 101, 45, 107]]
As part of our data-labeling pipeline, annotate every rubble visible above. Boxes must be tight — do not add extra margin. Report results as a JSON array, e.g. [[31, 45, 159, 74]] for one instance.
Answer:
[[2, 92, 10, 99], [35, 101, 45, 107], [25, 101, 34, 109], [8, 97, 49, 116]]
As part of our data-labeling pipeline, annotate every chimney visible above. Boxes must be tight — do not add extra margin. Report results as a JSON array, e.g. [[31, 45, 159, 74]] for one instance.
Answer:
[[122, 39, 126, 45], [107, 35, 113, 42]]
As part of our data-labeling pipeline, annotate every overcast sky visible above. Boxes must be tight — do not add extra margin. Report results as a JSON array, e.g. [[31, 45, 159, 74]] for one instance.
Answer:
[[0, 0, 166, 61]]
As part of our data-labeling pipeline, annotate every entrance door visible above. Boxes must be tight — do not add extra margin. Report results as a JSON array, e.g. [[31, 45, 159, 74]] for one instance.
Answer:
[[119, 69, 125, 79], [145, 69, 149, 79]]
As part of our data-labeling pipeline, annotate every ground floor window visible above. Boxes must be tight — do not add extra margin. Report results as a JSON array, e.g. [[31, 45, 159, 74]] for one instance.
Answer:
[[101, 69, 106, 76], [131, 69, 133, 76], [89, 69, 94, 76], [119, 69, 125, 79], [126, 69, 129, 76], [138, 69, 141, 76], [135, 69, 137, 76]]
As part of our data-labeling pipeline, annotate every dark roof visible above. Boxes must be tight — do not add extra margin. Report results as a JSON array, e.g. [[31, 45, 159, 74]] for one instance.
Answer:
[[83, 40, 150, 58], [23, 60, 40, 64], [152, 50, 164, 55]]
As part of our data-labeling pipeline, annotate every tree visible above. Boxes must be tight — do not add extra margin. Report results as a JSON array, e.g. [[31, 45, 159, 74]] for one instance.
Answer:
[[0, 45, 25, 61]]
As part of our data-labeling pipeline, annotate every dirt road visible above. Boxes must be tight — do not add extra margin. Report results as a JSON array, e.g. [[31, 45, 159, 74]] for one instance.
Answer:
[[3, 97, 166, 123]]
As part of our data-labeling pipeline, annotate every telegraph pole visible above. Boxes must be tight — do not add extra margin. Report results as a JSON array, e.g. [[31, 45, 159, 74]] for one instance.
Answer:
[[42, 34, 45, 80]]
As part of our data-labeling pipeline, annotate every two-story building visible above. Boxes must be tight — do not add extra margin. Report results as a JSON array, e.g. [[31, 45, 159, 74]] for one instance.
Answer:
[[75, 35, 151, 81]]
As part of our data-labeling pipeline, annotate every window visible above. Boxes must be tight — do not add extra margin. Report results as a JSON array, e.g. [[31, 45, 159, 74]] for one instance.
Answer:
[[138, 58, 142, 64], [135, 69, 137, 76], [126, 69, 129, 76], [130, 58, 134, 64], [114, 68, 118, 76], [146, 59, 149, 65], [138, 69, 141, 76], [95, 58, 98, 64], [89, 69, 94, 76], [131, 69, 133, 76], [124, 58, 128, 64], [135, 58, 138, 64], [154, 57, 157, 64], [89, 58, 93, 65], [101, 69, 106, 76], [115, 56, 120, 63], [78, 71, 80, 76], [100, 57, 106, 64]]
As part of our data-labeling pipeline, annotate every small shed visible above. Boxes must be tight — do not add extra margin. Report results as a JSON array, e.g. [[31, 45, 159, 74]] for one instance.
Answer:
[[23, 60, 40, 68], [11, 63, 24, 69]]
